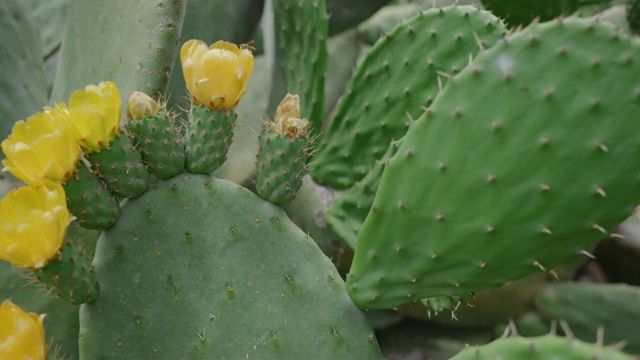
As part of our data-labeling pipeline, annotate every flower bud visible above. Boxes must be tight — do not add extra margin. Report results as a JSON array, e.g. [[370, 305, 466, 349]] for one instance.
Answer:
[[1, 104, 80, 186], [68, 81, 122, 152], [0, 300, 47, 360], [127, 91, 161, 121], [180, 39, 254, 110], [0, 181, 71, 269]]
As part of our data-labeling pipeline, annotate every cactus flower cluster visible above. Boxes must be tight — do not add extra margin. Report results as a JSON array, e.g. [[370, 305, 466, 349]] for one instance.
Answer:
[[0, 81, 122, 269]]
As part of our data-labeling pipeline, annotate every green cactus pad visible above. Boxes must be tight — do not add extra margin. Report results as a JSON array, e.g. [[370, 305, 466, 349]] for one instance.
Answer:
[[79, 174, 382, 359], [185, 105, 236, 174], [126, 110, 185, 180], [535, 282, 640, 354], [33, 236, 99, 305], [272, 0, 328, 134], [50, 0, 186, 102], [255, 128, 310, 205], [347, 17, 640, 309], [311, 6, 506, 189], [64, 163, 121, 231], [88, 132, 150, 198], [326, 138, 402, 249], [451, 334, 633, 360]]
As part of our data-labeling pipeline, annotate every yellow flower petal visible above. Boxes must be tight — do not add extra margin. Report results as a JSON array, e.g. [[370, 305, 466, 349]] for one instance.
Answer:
[[0, 181, 70, 269], [67, 81, 122, 152], [0, 300, 47, 360], [180, 39, 254, 110], [1, 105, 80, 186]]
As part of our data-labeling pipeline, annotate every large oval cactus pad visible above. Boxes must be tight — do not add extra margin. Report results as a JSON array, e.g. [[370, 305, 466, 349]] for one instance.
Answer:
[[79, 174, 381, 359], [347, 18, 640, 309], [311, 6, 506, 188]]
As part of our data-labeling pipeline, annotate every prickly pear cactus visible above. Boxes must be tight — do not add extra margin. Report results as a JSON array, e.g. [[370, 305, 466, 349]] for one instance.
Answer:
[[79, 174, 382, 359], [311, 6, 507, 188], [347, 17, 640, 309], [451, 334, 634, 359]]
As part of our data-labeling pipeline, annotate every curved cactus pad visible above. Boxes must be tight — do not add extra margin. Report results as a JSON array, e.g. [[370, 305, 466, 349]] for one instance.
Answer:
[[79, 174, 381, 359], [347, 17, 640, 309], [451, 334, 633, 360], [311, 6, 506, 188]]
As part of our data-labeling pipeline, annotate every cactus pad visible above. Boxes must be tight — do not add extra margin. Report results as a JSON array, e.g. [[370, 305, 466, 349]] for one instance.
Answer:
[[88, 133, 150, 198], [79, 174, 382, 359], [127, 110, 185, 180], [347, 17, 640, 309], [185, 106, 236, 174], [311, 6, 506, 188], [255, 128, 310, 205], [33, 236, 99, 305], [64, 163, 121, 231]]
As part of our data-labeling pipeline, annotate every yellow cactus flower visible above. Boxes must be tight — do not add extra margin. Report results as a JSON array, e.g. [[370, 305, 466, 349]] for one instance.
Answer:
[[0, 181, 71, 269], [181, 39, 254, 110], [0, 300, 47, 360], [68, 81, 122, 152], [1, 105, 80, 186]]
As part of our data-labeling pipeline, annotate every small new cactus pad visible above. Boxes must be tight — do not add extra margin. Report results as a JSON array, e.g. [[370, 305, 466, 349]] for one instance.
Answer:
[[450, 334, 633, 360], [79, 174, 382, 359], [325, 138, 403, 249], [272, 0, 328, 134], [311, 5, 506, 189], [64, 163, 121, 231], [535, 282, 640, 354], [87, 132, 150, 198], [256, 94, 311, 205], [185, 105, 236, 174], [32, 235, 99, 305], [126, 97, 185, 180], [347, 17, 640, 309]]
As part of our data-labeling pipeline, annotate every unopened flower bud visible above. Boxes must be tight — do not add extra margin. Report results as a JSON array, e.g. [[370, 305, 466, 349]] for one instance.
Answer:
[[127, 91, 161, 121]]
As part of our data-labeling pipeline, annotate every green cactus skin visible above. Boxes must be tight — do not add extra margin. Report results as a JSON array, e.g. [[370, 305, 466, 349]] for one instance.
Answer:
[[326, 138, 402, 249], [185, 105, 236, 174], [64, 163, 121, 231], [50, 0, 186, 102], [481, 0, 579, 27], [32, 235, 99, 305], [255, 128, 310, 205], [450, 334, 634, 360], [272, 0, 328, 135], [629, 0, 640, 34], [535, 282, 640, 354], [347, 17, 640, 310], [78, 174, 382, 359], [126, 110, 185, 180], [311, 6, 507, 189], [87, 132, 150, 198], [326, 0, 391, 35]]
